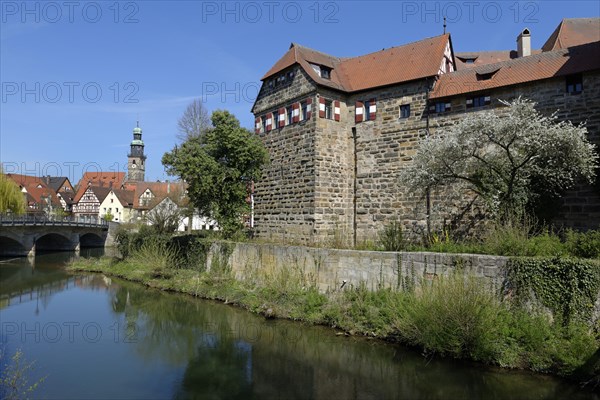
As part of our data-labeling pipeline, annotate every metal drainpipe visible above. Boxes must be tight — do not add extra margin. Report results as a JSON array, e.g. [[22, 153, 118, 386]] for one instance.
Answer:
[[425, 77, 434, 239], [352, 127, 358, 248]]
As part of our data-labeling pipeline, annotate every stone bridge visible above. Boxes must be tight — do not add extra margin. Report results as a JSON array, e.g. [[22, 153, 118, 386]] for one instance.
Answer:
[[0, 215, 114, 256]]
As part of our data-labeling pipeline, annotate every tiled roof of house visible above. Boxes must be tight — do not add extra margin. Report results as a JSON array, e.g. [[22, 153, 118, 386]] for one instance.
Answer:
[[86, 186, 112, 204], [58, 191, 75, 205], [5, 173, 62, 208], [121, 181, 187, 209], [455, 50, 543, 69], [74, 172, 125, 202], [24, 186, 61, 207], [262, 43, 346, 91], [43, 176, 70, 192], [111, 188, 135, 207], [430, 40, 600, 99], [542, 18, 600, 51], [6, 173, 45, 187], [262, 34, 452, 93]]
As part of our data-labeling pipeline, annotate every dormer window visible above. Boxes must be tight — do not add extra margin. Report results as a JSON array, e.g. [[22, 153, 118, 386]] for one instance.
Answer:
[[309, 63, 332, 79], [310, 63, 321, 76], [476, 66, 500, 81]]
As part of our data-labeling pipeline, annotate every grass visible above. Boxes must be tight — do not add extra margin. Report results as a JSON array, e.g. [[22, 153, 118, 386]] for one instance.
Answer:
[[398, 223, 599, 259], [68, 250, 600, 381]]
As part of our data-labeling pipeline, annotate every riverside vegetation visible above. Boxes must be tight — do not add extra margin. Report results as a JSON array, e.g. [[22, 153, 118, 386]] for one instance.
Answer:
[[68, 224, 600, 391]]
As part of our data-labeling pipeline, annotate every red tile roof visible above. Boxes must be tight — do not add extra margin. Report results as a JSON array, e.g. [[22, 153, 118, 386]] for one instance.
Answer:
[[121, 181, 187, 209], [74, 172, 125, 203], [430, 41, 600, 99], [262, 34, 452, 93], [111, 188, 135, 207], [455, 50, 542, 69], [6, 173, 45, 187], [542, 18, 600, 51]]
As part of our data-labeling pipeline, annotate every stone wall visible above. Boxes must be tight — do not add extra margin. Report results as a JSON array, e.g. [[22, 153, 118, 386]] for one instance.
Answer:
[[253, 65, 600, 245], [253, 67, 319, 243], [216, 242, 508, 293], [429, 70, 600, 230]]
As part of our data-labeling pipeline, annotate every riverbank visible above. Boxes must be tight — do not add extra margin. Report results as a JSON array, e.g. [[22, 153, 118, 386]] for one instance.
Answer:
[[68, 252, 600, 389]]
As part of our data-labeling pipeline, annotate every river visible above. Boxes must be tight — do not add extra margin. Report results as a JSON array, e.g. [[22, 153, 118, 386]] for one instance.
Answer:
[[0, 251, 596, 399]]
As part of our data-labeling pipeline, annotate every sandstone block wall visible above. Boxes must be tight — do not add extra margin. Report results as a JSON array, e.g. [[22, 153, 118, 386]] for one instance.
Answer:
[[221, 242, 508, 293], [253, 66, 600, 246], [430, 70, 600, 230]]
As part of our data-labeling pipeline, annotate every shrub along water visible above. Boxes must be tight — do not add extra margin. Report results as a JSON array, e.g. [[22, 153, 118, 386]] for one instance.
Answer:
[[69, 231, 600, 385]]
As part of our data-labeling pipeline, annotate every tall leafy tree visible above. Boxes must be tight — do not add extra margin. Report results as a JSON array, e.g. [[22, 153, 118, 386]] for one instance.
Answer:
[[162, 110, 269, 236], [0, 168, 25, 214], [401, 98, 598, 220]]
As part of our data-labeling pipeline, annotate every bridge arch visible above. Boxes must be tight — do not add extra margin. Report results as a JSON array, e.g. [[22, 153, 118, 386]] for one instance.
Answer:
[[0, 234, 28, 256], [35, 233, 78, 252], [80, 232, 105, 248]]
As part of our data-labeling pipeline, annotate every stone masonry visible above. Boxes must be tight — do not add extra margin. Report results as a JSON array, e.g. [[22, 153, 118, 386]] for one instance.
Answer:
[[252, 28, 600, 245]]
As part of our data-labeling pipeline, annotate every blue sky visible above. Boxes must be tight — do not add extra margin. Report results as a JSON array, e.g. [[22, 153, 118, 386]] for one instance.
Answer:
[[1, 0, 599, 182]]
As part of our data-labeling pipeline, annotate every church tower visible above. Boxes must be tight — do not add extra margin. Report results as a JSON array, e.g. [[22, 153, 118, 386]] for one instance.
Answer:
[[127, 122, 146, 182]]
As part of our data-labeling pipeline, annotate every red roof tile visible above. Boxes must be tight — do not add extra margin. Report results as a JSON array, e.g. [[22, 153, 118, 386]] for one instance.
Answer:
[[6, 173, 45, 187], [121, 181, 187, 209], [74, 172, 125, 203], [262, 34, 452, 93], [455, 50, 542, 70], [542, 18, 600, 51], [430, 41, 600, 99]]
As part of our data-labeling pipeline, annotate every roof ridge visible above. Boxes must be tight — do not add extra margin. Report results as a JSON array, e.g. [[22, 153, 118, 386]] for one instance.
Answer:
[[343, 33, 450, 61], [292, 43, 343, 62]]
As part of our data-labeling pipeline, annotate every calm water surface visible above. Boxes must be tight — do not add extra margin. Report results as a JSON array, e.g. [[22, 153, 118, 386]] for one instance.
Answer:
[[0, 251, 596, 400]]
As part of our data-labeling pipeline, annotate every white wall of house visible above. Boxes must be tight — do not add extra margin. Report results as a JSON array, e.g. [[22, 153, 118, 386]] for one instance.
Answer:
[[180, 213, 219, 231], [98, 191, 131, 223]]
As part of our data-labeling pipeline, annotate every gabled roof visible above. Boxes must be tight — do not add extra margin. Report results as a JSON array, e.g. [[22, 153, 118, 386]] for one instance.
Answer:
[[43, 177, 70, 192], [121, 181, 187, 209], [542, 18, 600, 51], [261, 34, 452, 93], [83, 186, 112, 204], [430, 41, 600, 99], [6, 173, 45, 187], [74, 172, 125, 203], [262, 43, 346, 91], [28, 186, 60, 204], [110, 188, 135, 207]]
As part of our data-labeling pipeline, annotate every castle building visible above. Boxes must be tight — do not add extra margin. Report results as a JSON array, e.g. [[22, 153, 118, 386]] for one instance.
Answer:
[[251, 18, 600, 245], [127, 122, 146, 182]]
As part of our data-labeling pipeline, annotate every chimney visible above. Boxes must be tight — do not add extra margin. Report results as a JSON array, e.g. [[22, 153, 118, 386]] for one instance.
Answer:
[[167, 181, 170, 194], [517, 28, 531, 57]]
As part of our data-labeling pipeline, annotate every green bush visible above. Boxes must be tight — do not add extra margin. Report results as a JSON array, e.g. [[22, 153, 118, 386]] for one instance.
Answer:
[[128, 236, 177, 276], [378, 220, 405, 251], [392, 273, 502, 360], [565, 229, 600, 259]]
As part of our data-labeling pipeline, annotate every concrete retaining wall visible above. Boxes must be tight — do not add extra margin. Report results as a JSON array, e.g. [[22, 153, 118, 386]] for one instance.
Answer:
[[212, 242, 509, 293]]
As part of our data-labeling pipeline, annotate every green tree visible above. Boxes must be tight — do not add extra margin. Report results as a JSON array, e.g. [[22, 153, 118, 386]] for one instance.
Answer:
[[0, 169, 25, 214], [162, 110, 269, 236], [401, 98, 598, 221], [103, 210, 114, 222]]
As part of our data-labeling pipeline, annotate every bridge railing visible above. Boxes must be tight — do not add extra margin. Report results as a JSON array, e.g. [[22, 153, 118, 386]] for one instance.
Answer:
[[0, 214, 109, 228]]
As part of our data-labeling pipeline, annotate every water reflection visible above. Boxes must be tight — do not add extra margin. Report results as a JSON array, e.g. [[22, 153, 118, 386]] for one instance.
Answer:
[[0, 252, 596, 399], [106, 280, 596, 400]]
